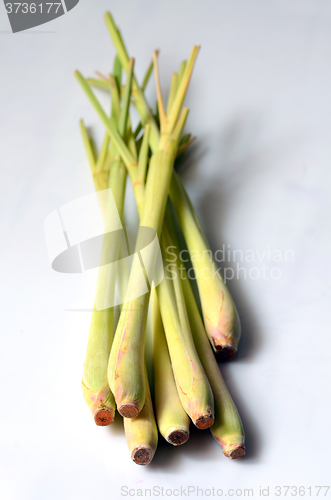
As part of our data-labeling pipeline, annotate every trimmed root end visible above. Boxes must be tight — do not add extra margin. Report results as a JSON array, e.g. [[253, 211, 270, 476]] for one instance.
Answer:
[[94, 408, 114, 426], [167, 430, 189, 446], [131, 446, 153, 465], [195, 415, 214, 430], [215, 344, 237, 361], [224, 445, 246, 459], [118, 403, 140, 418]]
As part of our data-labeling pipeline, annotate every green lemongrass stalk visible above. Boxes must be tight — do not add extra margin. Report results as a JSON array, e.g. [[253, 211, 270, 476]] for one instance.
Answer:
[[134, 121, 143, 139], [93, 132, 110, 191], [113, 55, 122, 90], [88, 55, 154, 96], [137, 124, 150, 184], [156, 207, 214, 429], [141, 56, 155, 92], [81, 59, 132, 425], [102, 17, 241, 358], [103, 13, 199, 147], [151, 290, 190, 445], [170, 173, 241, 359], [86, 77, 110, 90], [104, 11, 159, 144], [81, 158, 124, 426], [168, 215, 245, 457], [79, 119, 96, 170], [79, 119, 99, 192], [123, 367, 158, 465], [166, 60, 186, 117], [75, 44, 196, 418], [177, 60, 187, 85], [107, 137, 181, 418], [166, 72, 178, 116], [177, 134, 196, 157]]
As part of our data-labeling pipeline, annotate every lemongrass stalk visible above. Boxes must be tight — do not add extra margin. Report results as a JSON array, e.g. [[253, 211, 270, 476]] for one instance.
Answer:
[[87, 77, 110, 90], [76, 46, 196, 418], [81, 161, 125, 426], [95, 70, 108, 82], [177, 134, 196, 157], [79, 119, 99, 192], [126, 115, 138, 160], [134, 121, 143, 139], [123, 367, 158, 465], [108, 75, 121, 123], [177, 60, 187, 87], [166, 60, 186, 118], [94, 133, 110, 191], [113, 55, 122, 91], [81, 59, 132, 425], [88, 55, 153, 96], [104, 12, 159, 145], [151, 290, 190, 445], [155, 206, 214, 429], [107, 138, 180, 418], [137, 124, 150, 184], [167, 215, 245, 457], [166, 48, 199, 134], [79, 119, 96, 170], [81, 309, 115, 426], [141, 55, 156, 92], [166, 72, 178, 115], [74, 71, 138, 171], [170, 173, 241, 359]]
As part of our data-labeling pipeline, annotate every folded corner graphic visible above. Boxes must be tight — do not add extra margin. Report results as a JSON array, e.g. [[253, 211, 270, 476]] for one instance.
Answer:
[[63, 0, 79, 12], [4, 0, 80, 33], [44, 189, 164, 310]]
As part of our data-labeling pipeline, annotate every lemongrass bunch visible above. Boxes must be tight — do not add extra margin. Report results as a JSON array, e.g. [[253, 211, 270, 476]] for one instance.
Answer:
[[75, 10, 247, 465]]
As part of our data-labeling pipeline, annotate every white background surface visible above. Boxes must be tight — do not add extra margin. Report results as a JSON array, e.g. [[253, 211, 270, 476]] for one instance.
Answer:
[[1, 1, 331, 499]]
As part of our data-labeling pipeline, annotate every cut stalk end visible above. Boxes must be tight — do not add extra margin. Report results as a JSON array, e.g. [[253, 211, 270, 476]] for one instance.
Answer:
[[215, 344, 237, 361], [224, 444, 246, 459], [195, 414, 214, 430], [94, 408, 114, 426], [119, 403, 140, 418], [166, 429, 189, 446], [213, 434, 246, 459], [131, 445, 154, 465]]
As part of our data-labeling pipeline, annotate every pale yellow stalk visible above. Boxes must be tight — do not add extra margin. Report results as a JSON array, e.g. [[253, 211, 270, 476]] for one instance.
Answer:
[[170, 173, 241, 359], [168, 219, 245, 458], [151, 290, 190, 445], [156, 207, 214, 429], [123, 368, 158, 465], [80, 58, 131, 425]]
